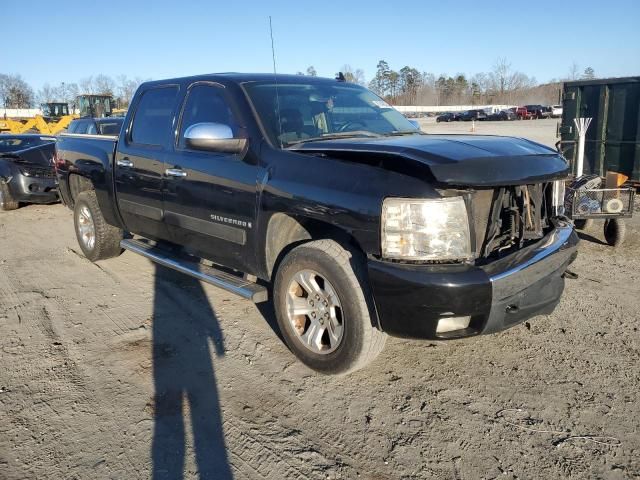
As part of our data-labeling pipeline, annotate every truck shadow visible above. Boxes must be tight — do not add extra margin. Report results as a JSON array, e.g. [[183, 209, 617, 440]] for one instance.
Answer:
[[254, 285, 285, 344], [151, 265, 233, 480], [577, 231, 608, 246]]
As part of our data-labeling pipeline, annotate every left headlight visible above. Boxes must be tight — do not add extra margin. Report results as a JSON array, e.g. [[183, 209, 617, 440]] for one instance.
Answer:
[[381, 197, 472, 261]]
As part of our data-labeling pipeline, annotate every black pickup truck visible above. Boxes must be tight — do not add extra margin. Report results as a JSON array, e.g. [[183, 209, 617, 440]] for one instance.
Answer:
[[56, 73, 578, 374]]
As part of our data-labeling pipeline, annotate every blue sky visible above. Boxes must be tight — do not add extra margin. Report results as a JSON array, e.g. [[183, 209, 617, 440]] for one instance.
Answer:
[[4, 0, 639, 91]]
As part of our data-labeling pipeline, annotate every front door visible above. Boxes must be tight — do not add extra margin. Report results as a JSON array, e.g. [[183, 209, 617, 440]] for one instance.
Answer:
[[115, 85, 179, 241], [163, 82, 260, 273]]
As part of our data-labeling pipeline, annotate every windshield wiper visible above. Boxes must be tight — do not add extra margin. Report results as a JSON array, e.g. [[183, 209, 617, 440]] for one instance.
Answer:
[[287, 130, 382, 147]]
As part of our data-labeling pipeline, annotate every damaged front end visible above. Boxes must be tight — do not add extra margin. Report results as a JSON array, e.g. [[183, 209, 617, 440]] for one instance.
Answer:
[[368, 179, 578, 340], [467, 181, 568, 262], [0, 152, 58, 205]]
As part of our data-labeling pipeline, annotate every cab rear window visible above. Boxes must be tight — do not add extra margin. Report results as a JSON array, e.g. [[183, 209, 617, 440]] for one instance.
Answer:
[[130, 86, 179, 146]]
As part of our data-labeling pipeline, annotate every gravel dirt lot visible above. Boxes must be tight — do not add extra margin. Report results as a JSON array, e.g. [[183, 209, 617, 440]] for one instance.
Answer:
[[418, 117, 560, 148], [1, 119, 639, 479]]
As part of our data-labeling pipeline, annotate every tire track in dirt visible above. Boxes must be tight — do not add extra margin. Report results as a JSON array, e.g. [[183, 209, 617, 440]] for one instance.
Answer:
[[3, 204, 640, 479], [0, 214, 148, 479]]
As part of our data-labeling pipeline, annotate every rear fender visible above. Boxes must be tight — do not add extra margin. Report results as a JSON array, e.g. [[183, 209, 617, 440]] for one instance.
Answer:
[[59, 136, 124, 229], [67, 168, 123, 230]]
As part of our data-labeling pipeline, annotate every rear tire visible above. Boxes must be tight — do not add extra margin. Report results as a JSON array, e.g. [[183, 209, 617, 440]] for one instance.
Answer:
[[73, 190, 123, 261], [273, 239, 386, 375], [0, 182, 19, 211], [604, 218, 625, 248]]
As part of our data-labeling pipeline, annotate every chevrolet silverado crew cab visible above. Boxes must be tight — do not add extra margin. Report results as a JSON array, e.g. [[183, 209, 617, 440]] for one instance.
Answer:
[[55, 73, 578, 374]]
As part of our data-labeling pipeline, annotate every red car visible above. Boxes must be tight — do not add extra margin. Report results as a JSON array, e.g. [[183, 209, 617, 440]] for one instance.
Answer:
[[516, 106, 534, 120]]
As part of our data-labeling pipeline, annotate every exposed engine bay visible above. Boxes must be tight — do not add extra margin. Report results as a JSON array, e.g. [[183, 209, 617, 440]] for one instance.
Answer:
[[473, 183, 552, 261]]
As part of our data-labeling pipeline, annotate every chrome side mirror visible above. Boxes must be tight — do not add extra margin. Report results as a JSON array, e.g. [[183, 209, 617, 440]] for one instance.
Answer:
[[184, 122, 247, 154]]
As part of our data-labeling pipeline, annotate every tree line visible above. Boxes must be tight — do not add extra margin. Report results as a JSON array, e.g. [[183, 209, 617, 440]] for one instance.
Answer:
[[365, 58, 597, 106], [2, 60, 597, 110], [0, 74, 147, 109], [299, 59, 598, 106]]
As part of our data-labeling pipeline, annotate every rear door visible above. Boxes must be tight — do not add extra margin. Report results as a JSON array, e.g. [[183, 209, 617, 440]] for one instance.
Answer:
[[114, 85, 180, 240], [163, 81, 260, 273]]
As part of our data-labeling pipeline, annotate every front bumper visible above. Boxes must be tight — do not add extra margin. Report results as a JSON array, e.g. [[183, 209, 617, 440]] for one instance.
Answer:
[[368, 219, 579, 339], [5, 172, 58, 204]]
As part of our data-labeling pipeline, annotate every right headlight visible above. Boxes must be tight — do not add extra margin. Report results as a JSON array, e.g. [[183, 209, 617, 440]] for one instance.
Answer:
[[381, 196, 472, 261], [551, 179, 565, 216]]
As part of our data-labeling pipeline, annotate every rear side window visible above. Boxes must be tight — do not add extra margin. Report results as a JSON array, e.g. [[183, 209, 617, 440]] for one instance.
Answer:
[[87, 122, 97, 135], [130, 86, 179, 146]]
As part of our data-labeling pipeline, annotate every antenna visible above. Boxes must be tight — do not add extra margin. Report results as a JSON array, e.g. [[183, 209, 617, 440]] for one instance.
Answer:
[[269, 16, 283, 148]]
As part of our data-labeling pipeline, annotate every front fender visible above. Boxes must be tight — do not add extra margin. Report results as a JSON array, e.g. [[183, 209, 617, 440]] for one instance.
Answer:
[[0, 161, 11, 180], [254, 147, 439, 277], [0, 160, 16, 189]]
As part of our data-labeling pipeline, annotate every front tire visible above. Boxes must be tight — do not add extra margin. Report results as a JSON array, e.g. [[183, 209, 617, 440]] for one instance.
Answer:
[[0, 182, 19, 211], [73, 190, 124, 261], [274, 239, 386, 375]]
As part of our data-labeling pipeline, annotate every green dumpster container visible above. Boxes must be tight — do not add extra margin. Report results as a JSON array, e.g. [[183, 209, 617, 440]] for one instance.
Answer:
[[560, 76, 640, 182]]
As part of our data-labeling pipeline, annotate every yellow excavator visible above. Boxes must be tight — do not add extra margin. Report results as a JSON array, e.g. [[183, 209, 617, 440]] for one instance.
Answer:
[[0, 94, 122, 135]]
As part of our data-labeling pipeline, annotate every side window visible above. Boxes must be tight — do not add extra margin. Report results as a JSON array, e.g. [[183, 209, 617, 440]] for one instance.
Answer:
[[178, 84, 239, 149], [130, 86, 179, 146], [69, 121, 81, 133], [87, 122, 97, 135]]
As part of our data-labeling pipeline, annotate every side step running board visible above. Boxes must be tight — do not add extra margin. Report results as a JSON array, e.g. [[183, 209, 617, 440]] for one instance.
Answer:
[[120, 239, 268, 303]]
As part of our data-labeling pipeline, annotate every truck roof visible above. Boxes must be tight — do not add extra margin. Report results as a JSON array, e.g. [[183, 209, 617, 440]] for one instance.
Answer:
[[140, 73, 350, 88]]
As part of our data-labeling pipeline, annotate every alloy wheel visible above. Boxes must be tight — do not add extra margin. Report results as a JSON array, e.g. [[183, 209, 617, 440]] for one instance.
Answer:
[[285, 269, 344, 354], [77, 206, 96, 251]]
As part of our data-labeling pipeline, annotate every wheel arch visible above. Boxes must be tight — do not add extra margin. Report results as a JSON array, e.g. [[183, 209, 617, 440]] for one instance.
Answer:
[[66, 170, 125, 230], [263, 212, 369, 281], [68, 172, 94, 205]]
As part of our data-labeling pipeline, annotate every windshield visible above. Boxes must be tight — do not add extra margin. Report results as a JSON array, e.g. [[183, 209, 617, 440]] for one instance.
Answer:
[[0, 137, 53, 153], [41, 104, 69, 117], [78, 96, 112, 118], [244, 81, 419, 147]]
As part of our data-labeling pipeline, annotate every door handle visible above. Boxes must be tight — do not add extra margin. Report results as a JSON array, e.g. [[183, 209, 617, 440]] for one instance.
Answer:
[[165, 168, 187, 178], [117, 158, 134, 168]]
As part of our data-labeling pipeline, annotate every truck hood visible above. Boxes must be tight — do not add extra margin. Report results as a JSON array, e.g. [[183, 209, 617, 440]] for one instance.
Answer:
[[289, 134, 569, 186], [0, 143, 55, 168]]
